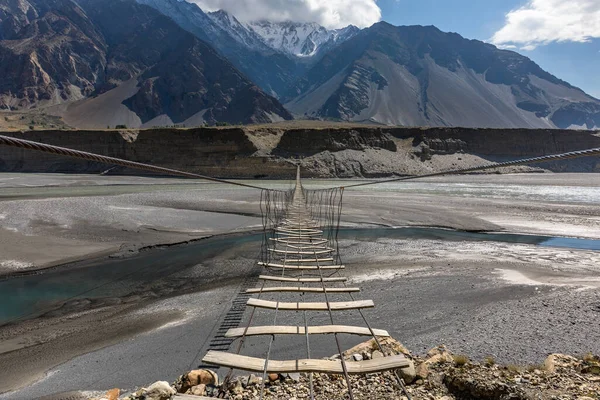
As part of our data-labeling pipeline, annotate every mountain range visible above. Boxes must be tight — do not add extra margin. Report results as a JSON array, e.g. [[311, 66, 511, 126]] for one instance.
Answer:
[[1, 0, 599, 129]]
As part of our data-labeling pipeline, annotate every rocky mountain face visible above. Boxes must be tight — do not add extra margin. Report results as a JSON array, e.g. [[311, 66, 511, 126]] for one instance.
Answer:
[[136, 0, 299, 97], [246, 20, 359, 58], [285, 23, 600, 129], [0, 0, 292, 126], [0, 0, 106, 109], [135, 1, 359, 97]]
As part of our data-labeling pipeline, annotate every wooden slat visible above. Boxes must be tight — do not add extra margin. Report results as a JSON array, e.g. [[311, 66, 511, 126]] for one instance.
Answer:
[[202, 351, 409, 374], [270, 238, 328, 245], [247, 298, 374, 311], [278, 258, 334, 263], [277, 228, 323, 233], [269, 248, 333, 255], [276, 234, 324, 240], [274, 243, 332, 250], [276, 229, 322, 234], [259, 275, 347, 283], [291, 245, 332, 250], [246, 286, 359, 294], [283, 223, 319, 228], [225, 325, 389, 338], [258, 262, 344, 270]]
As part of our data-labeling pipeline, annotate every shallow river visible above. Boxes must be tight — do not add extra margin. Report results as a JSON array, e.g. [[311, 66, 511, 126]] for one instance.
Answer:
[[2, 227, 600, 324]]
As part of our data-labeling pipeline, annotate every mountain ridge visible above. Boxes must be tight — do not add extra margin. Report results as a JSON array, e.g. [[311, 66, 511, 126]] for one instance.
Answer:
[[0, 0, 292, 127], [284, 21, 600, 129], [244, 19, 359, 58], [1, 1, 599, 129]]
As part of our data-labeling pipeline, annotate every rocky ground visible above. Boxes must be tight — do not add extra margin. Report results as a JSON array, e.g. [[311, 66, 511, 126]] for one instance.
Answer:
[[86, 337, 600, 400], [0, 111, 70, 131]]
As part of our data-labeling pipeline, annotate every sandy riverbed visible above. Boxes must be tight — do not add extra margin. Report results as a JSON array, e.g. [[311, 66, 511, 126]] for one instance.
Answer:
[[1, 173, 600, 398]]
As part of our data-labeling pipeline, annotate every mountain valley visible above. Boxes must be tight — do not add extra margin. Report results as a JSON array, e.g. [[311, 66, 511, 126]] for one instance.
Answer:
[[0, 0, 599, 129]]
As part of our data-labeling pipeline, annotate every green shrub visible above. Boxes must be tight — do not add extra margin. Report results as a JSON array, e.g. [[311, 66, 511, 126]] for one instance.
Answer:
[[453, 355, 469, 367], [505, 364, 521, 373], [484, 356, 495, 367]]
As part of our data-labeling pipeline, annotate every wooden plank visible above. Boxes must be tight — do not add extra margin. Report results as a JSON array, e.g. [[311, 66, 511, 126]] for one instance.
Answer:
[[269, 248, 333, 255], [275, 226, 323, 231], [175, 395, 214, 400], [202, 351, 409, 374], [258, 262, 344, 270], [259, 275, 347, 283], [283, 226, 319, 229], [246, 286, 359, 294], [270, 238, 328, 245], [276, 229, 322, 234], [247, 298, 374, 311], [278, 258, 334, 263], [225, 325, 389, 338], [273, 243, 332, 250], [289, 245, 332, 250], [276, 234, 324, 239], [283, 223, 319, 228], [277, 228, 323, 233]]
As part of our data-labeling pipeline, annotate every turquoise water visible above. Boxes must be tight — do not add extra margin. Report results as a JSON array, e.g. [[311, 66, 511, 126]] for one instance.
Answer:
[[1, 227, 599, 324]]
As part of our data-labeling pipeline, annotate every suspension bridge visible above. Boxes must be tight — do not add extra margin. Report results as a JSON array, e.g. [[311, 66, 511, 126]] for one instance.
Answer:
[[2, 134, 600, 399]]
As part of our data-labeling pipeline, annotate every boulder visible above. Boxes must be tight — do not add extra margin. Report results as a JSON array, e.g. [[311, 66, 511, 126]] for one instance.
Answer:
[[372, 350, 384, 359], [248, 374, 263, 386], [268, 373, 280, 382], [398, 360, 417, 384], [416, 362, 430, 380], [378, 337, 412, 357], [184, 369, 219, 390], [544, 354, 579, 373], [231, 378, 244, 394], [106, 388, 120, 400], [143, 381, 176, 400], [425, 345, 453, 364], [191, 384, 206, 396], [427, 345, 451, 358]]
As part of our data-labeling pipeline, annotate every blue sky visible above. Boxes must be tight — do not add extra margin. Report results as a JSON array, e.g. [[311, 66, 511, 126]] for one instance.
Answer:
[[378, 0, 600, 98]]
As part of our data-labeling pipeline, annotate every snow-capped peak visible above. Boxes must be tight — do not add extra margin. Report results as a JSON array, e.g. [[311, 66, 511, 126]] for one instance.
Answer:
[[207, 10, 271, 52], [246, 20, 359, 58]]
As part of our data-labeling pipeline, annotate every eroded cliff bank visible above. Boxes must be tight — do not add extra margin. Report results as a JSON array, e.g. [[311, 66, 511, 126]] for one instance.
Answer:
[[1, 126, 599, 177]]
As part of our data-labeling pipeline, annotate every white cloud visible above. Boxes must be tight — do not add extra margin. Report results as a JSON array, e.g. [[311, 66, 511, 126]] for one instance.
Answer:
[[186, 0, 382, 29], [520, 44, 537, 51], [491, 0, 600, 49]]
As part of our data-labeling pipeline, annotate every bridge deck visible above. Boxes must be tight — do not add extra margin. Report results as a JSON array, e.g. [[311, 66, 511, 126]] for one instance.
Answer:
[[203, 351, 410, 374], [200, 168, 409, 396], [225, 325, 389, 337]]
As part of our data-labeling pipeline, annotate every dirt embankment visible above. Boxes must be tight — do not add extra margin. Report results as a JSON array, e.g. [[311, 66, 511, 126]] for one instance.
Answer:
[[1, 126, 599, 177]]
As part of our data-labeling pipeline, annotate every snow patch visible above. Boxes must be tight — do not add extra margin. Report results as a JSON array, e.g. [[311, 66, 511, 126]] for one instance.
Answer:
[[245, 20, 357, 57]]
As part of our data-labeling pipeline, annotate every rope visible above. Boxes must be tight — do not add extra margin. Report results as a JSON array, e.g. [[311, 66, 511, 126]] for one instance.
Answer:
[[340, 147, 600, 189], [311, 247, 355, 400], [0, 135, 281, 191]]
